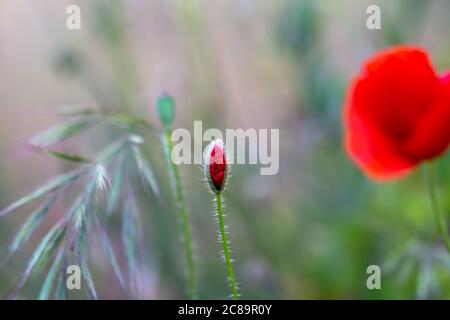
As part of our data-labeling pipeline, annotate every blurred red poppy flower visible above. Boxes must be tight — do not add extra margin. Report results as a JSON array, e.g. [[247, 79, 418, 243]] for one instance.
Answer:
[[344, 45, 450, 180]]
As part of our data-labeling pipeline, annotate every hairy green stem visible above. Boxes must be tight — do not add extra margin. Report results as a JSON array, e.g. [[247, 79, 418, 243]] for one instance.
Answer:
[[215, 193, 238, 300], [164, 131, 197, 299], [425, 163, 450, 253]]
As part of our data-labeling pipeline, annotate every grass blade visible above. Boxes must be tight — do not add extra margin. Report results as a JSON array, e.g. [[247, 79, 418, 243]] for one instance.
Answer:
[[73, 204, 88, 262], [95, 137, 129, 164], [55, 254, 68, 300], [71, 193, 97, 299], [95, 216, 125, 291], [0, 170, 81, 217], [107, 154, 125, 216], [46, 149, 91, 164], [131, 145, 159, 196], [80, 255, 98, 300], [106, 113, 152, 130], [416, 263, 432, 299], [29, 118, 95, 147], [93, 164, 110, 192], [35, 225, 67, 273], [38, 248, 64, 300], [73, 227, 97, 300], [56, 103, 97, 117], [9, 195, 57, 255], [14, 222, 67, 298], [122, 198, 138, 293]]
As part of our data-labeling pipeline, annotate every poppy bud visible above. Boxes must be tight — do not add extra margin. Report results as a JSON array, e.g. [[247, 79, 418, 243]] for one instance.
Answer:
[[156, 93, 175, 129], [203, 139, 229, 193]]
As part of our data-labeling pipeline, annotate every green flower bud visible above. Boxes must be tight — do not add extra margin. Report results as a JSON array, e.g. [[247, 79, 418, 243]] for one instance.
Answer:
[[156, 93, 175, 129]]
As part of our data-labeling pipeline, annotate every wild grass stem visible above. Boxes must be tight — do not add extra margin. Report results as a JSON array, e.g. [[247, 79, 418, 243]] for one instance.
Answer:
[[425, 162, 450, 253], [163, 130, 197, 299]]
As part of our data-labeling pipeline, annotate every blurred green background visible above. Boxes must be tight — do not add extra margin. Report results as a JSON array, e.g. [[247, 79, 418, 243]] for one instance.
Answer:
[[1, 0, 450, 299]]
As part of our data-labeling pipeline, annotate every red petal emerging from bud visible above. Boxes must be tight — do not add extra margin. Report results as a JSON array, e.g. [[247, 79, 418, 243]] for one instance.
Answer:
[[203, 139, 229, 193], [210, 144, 226, 191]]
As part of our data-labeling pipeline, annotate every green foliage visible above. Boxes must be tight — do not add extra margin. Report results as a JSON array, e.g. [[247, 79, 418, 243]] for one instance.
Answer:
[[38, 248, 64, 300], [0, 171, 81, 218], [14, 222, 67, 297], [0, 114, 160, 298], [131, 145, 159, 196], [8, 195, 56, 255], [29, 119, 96, 148], [95, 215, 125, 291]]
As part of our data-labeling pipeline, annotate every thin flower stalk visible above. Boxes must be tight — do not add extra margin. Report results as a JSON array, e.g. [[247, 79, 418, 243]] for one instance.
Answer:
[[425, 163, 450, 253], [157, 94, 197, 299], [203, 139, 238, 299]]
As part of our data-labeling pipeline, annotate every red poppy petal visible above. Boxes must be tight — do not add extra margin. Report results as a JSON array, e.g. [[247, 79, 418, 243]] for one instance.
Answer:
[[354, 46, 438, 140], [342, 45, 448, 180], [403, 71, 450, 159], [209, 144, 227, 191], [345, 95, 419, 181]]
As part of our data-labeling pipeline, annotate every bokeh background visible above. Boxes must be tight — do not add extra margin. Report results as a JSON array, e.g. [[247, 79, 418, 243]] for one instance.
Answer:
[[2, 0, 450, 299]]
